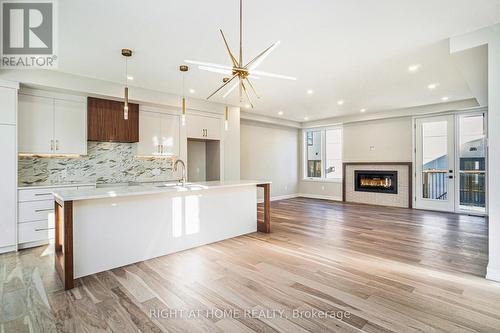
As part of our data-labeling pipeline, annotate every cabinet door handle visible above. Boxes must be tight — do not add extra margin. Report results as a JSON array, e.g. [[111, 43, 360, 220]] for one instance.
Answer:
[[35, 227, 55, 231], [35, 208, 54, 213], [35, 193, 52, 197]]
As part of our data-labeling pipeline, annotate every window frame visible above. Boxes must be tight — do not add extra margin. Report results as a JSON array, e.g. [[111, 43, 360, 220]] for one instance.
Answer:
[[302, 126, 343, 182]]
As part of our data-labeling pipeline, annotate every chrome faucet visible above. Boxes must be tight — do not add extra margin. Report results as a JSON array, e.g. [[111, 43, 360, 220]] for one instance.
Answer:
[[174, 159, 187, 185]]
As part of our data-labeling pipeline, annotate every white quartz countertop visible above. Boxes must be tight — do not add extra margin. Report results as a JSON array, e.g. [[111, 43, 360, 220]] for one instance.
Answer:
[[53, 180, 271, 202]]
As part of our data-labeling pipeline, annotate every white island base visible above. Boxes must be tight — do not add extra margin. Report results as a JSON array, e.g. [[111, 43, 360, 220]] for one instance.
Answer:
[[53, 181, 268, 289]]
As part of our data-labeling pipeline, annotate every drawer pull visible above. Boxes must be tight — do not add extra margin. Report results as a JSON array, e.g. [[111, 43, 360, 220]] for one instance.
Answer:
[[35, 208, 54, 213], [35, 227, 55, 231], [34, 193, 52, 196]]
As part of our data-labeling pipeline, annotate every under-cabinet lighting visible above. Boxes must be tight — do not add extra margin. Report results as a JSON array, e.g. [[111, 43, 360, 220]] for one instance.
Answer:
[[18, 153, 81, 158], [135, 155, 176, 160]]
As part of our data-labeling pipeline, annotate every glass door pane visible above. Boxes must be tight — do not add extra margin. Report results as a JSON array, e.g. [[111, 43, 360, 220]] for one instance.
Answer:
[[422, 121, 449, 200], [458, 114, 486, 213], [415, 115, 455, 212], [306, 131, 322, 178]]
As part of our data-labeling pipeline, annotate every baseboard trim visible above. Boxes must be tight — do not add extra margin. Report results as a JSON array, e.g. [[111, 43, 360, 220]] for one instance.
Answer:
[[257, 193, 299, 203], [297, 193, 343, 201], [0, 245, 17, 254], [486, 266, 500, 282]]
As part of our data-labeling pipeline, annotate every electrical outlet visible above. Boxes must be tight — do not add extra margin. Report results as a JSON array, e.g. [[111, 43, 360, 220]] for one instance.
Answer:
[[196, 168, 200, 174], [370, 146, 375, 151], [321, 185, 325, 190]]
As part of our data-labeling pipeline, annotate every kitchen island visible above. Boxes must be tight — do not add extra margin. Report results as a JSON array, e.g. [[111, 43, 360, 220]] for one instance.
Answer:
[[52, 180, 270, 290]]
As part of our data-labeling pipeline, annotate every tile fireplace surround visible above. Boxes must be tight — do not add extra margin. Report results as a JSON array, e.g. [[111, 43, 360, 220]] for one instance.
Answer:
[[343, 162, 412, 208]]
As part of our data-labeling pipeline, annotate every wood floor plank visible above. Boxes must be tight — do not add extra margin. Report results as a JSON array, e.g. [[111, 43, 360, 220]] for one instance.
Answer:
[[1, 198, 499, 332]]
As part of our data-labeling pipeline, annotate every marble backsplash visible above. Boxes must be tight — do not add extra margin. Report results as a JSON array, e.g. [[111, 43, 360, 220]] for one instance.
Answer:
[[18, 142, 176, 186]]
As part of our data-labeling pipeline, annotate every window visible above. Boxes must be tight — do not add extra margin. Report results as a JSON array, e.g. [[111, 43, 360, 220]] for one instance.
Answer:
[[304, 127, 343, 180]]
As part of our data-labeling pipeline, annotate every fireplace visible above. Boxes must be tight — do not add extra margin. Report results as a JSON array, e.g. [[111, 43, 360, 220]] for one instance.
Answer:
[[355, 170, 398, 194]]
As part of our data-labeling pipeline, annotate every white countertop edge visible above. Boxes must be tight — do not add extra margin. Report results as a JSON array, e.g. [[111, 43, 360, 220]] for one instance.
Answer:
[[18, 182, 96, 190], [53, 180, 271, 202]]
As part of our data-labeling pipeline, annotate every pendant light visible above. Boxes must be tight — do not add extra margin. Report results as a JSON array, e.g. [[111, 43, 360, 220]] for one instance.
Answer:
[[179, 65, 189, 126], [122, 48, 132, 120], [224, 106, 229, 131]]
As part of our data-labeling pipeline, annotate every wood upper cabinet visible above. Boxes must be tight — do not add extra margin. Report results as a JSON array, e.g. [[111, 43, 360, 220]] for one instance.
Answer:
[[18, 92, 87, 155], [87, 97, 139, 143], [186, 114, 221, 140], [138, 111, 180, 157]]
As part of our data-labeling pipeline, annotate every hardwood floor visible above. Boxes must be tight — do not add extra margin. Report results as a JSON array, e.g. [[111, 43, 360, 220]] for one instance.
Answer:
[[1, 198, 499, 332]]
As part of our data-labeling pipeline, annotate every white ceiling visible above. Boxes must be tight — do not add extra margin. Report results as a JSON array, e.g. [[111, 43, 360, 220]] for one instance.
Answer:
[[56, 0, 500, 121]]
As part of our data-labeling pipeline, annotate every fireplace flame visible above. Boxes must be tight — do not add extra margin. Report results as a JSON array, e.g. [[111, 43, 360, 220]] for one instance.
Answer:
[[360, 177, 392, 188]]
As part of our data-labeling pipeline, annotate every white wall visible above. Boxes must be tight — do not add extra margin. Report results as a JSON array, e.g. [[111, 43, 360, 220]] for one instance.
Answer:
[[240, 120, 299, 199], [298, 117, 412, 200], [343, 117, 413, 162], [224, 107, 240, 181], [187, 140, 206, 182], [450, 23, 500, 282]]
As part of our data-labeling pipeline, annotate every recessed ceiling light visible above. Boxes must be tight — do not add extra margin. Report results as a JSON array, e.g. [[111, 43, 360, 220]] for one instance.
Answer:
[[278, 111, 284, 116], [441, 96, 449, 101], [307, 89, 314, 95], [408, 64, 421, 72], [337, 100, 344, 105], [304, 116, 309, 121], [360, 108, 367, 113], [245, 104, 251, 109], [427, 83, 439, 90], [127, 75, 134, 81], [189, 88, 195, 94]]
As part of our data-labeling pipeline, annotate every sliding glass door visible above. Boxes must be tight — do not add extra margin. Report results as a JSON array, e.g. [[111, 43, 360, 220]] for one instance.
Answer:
[[414, 112, 487, 213]]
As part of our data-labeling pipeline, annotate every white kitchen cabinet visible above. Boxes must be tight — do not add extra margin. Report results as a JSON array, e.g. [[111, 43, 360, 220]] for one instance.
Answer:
[[160, 114, 180, 156], [54, 99, 87, 154], [0, 125, 16, 250], [186, 114, 221, 140], [0, 87, 17, 125], [18, 92, 87, 155], [18, 94, 54, 154], [17, 184, 95, 248], [138, 111, 180, 157]]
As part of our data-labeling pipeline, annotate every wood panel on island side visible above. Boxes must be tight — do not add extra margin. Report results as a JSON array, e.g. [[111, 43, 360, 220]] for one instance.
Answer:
[[0, 197, 497, 332]]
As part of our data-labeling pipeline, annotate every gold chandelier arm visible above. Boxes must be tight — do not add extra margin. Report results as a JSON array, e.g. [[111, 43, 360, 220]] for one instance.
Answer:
[[220, 29, 239, 68], [245, 77, 260, 99], [241, 80, 254, 108], [244, 41, 279, 69], [206, 74, 238, 100]]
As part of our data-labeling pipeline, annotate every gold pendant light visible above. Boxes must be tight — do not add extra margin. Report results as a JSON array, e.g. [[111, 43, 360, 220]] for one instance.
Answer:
[[122, 48, 132, 120], [179, 65, 189, 126], [224, 106, 229, 131]]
